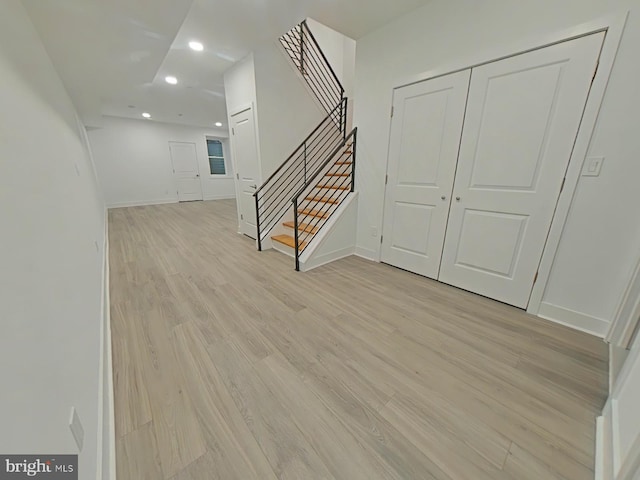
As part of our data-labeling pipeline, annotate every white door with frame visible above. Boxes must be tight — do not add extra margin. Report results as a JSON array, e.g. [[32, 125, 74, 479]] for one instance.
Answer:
[[230, 105, 260, 238], [381, 70, 470, 279], [439, 32, 604, 308], [169, 141, 203, 202]]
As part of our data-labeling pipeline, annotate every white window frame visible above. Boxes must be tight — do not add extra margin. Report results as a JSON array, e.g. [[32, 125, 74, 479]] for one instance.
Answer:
[[205, 136, 228, 177]]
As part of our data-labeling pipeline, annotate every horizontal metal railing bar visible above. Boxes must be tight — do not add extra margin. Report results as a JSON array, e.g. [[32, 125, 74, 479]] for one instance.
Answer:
[[301, 37, 342, 96], [301, 34, 343, 100], [299, 43, 342, 109], [254, 119, 336, 201], [292, 128, 357, 201], [298, 178, 350, 238], [273, 162, 351, 240], [280, 30, 343, 114], [257, 130, 342, 210], [293, 134, 355, 252], [295, 159, 352, 228], [255, 119, 343, 208], [256, 128, 339, 206], [297, 166, 351, 218], [301, 20, 345, 97], [258, 147, 345, 231], [254, 100, 345, 197]]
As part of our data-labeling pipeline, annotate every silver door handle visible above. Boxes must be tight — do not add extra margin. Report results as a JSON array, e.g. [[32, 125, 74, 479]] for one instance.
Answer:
[[441, 196, 446, 200], [456, 196, 461, 201]]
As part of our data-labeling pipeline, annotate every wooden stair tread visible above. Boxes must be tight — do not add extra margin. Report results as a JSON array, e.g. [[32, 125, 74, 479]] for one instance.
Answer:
[[316, 184, 349, 190], [297, 208, 330, 219], [304, 196, 339, 204], [335, 161, 352, 166], [283, 221, 319, 234], [325, 172, 350, 177], [272, 234, 307, 250]]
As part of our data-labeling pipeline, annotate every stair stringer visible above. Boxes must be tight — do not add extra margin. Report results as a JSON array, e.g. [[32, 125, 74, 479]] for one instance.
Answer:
[[299, 192, 358, 272]]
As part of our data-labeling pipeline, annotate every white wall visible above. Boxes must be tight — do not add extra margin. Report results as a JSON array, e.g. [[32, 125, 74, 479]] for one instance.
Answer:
[[306, 18, 357, 131], [224, 53, 258, 117], [0, 0, 106, 477], [253, 39, 325, 177], [353, 0, 640, 334], [88, 116, 233, 208]]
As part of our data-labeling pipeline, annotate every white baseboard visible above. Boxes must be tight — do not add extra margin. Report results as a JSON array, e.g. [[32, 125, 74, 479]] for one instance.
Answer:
[[202, 194, 236, 201], [596, 416, 605, 480], [354, 245, 378, 261], [538, 302, 609, 337], [96, 214, 116, 479], [107, 198, 177, 209]]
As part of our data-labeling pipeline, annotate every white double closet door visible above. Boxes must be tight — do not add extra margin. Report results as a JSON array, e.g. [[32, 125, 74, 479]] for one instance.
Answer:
[[381, 32, 604, 309]]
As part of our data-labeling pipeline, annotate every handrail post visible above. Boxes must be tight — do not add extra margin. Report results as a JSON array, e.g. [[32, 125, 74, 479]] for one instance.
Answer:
[[304, 142, 307, 183], [299, 25, 304, 75], [339, 98, 344, 140], [351, 128, 357, 193], [255, 193, 262, 251], [293, 198, 300, 271], [342, 98, 347, 139]]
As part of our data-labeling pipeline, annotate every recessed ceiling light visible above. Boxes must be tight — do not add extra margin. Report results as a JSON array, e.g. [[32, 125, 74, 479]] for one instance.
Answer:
[[165, 75, 178, 85], [189, 41, 204, 52], [142, 112, 151, 118], [215, 122, 223, 127]]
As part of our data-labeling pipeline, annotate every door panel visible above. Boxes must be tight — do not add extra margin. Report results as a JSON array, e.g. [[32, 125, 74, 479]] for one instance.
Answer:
[[381, 70, 470, 278], [230, 106, 260, 238], [169, 142, 202, 202], [439, 33, 604, 308]]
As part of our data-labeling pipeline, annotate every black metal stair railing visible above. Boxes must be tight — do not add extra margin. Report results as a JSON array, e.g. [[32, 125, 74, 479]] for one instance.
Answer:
[[280, 20, 345, 120], [253, 18, 356, 268], [292, 127, 357, 270], [254, 99, 347, 250]]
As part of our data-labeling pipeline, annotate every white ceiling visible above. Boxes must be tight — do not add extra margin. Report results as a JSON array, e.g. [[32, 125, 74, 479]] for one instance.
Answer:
[[23, 0, 431, 129]]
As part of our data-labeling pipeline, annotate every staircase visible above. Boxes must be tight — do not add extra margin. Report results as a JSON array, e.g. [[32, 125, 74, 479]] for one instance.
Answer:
[[253, 20, 357, 271]]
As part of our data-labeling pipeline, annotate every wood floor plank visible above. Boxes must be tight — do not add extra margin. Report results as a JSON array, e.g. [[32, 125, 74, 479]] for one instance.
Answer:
[[109, 199, 608, 480], [116, 422, 164, 480], [206, 338, 335, 480], [171, 322, 278, 480], [110, 304, 152, 438], [136, 306, 207, 479], [256, 352, 428, 480]]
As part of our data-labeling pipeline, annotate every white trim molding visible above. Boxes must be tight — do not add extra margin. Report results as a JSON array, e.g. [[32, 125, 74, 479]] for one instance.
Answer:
[[607, 252, 640, 348], [525, 11, 629, 315], [107, 198, 178, 209], [538, 302, 610, 337], [96, 213, 116, 479]]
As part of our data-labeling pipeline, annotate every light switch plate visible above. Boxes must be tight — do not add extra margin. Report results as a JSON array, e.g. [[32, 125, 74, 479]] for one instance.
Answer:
[[69, 407, 84, 451], [582, 156, 604, 177]]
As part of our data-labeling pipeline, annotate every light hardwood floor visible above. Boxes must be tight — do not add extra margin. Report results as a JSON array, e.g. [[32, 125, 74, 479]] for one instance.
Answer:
[[109, 199, 608, 480]]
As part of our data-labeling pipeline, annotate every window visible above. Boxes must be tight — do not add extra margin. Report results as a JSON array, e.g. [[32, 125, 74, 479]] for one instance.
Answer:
[[206, 139, 226, 175]]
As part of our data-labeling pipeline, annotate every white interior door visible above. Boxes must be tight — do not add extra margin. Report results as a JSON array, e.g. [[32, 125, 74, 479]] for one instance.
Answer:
[[169, 141, 203, 202], [230, 106, 260, 238], [381, 70, 470, 278], [439, 33, 604, 308]]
